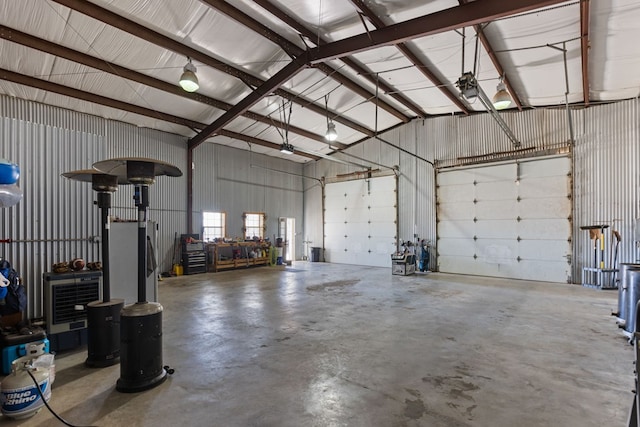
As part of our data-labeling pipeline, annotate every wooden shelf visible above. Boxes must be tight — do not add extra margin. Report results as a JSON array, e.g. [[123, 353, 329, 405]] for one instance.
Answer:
[[207, 242, 272, 272]]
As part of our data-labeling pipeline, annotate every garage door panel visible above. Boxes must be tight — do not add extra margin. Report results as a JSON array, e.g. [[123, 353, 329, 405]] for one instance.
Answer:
[[438, 256, 477, 273], [438, 184, 476, 203], [344, 222, 369, 238], [514, 260, 570, 282], [368, 194, 396, 208], [324, 208, 347, 224], [370, 177, 396, 192], [520, 157, 569, 178], [369, 223, 396, 238], [475, 164, 514, 182], [437, 156, 571, 283], [518, 177, 568, 198], [518, 197, 570, 218], [476, 201, 518, 219], [438, 202, 475, 220], [346, 207, 371, 222], [438, 238, 475, 256], [438, 170, 475, 185], [519, 240, 571, 261], [325, 228, 346, 245], [325, 176, 396, 268], [369, 238, 397, 254], [438, 220, 475, 238], [370, 206, 396, 221], [477, 240, 518, 264], [475, 220, 517, 239], [476, 181, 517, 200], [518, 219, 570, 239]]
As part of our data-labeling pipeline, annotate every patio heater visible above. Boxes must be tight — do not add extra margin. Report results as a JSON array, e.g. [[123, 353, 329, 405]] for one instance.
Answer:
[[61, 170, 126, 367], [93, 157, 181, 393]]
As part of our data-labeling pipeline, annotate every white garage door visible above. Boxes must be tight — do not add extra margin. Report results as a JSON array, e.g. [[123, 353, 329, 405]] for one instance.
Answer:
[[437, 156, 571, 283], [325, 176, 397, 267]]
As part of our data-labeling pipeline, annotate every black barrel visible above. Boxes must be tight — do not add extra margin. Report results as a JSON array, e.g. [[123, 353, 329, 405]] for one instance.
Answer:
[[310, 247, 322, 262], [86, 299, 124, 368], [625, 268, 640, 335], [116, 302, 167, 393]]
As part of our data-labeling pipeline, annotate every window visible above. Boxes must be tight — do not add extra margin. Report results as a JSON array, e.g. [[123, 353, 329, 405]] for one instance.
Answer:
[[202, 212, 226, 241], [243, 212, 265, 239]]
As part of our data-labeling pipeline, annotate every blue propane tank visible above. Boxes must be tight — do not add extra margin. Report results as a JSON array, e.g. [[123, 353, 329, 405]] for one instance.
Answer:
[[1, 354, 52, 419]]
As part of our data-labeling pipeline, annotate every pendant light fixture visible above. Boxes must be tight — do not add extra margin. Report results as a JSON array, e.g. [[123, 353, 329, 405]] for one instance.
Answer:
[[280, 142, 294, 155], [277, 100, 295, 155], [492, 77, 512, 110], [324, 95, 338, 142], [179, 58, 199, 92]]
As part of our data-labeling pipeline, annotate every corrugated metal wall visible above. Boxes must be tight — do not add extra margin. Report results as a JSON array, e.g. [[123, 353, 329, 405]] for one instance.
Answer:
[[1, 98, 105, 318], [573, 99, 640, 279], [0, 96, 188, 319], [305, 99, 640, 283], [193, 143, 304, 258], [106, 122, 189, 272]]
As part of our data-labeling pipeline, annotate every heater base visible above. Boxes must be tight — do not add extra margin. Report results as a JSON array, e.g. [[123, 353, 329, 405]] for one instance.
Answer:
[[116, 302, 166, 393], [85, 299, 124, 368]]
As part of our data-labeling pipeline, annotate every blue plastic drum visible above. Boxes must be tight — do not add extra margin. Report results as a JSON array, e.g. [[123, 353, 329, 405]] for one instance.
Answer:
[[0, 160, 19, 185]]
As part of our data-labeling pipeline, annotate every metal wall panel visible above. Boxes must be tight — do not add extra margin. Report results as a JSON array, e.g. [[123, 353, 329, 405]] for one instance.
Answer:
[[0, 96, 104, 135], [105, 121, 188, 274], [573, 99, 640, 281], [193, 143, 305, 258], [0, 111, 103, 319], [434, 108, 572, 167]]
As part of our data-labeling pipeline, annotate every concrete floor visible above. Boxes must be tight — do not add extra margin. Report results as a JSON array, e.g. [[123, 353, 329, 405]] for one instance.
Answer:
[[2, 262, 633, 426]]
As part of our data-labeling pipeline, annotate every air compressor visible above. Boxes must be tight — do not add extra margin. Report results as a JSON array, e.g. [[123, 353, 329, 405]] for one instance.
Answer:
[[0, 350, 55, 419]]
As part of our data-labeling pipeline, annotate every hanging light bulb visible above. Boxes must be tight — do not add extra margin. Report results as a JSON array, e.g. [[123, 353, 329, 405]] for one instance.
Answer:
[[324, 94, 338, 142], [325, 122, 338, 142], [492, 78, 512, 110], [179, 58, 199, 92]]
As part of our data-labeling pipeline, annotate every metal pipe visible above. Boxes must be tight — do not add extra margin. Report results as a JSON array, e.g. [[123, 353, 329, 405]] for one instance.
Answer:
[[374, 135, 435, 166], [563, 41, 576, 145], [0, 238, 93, 243], [98, 191, 111, 303], [250, 164, 324, 185]]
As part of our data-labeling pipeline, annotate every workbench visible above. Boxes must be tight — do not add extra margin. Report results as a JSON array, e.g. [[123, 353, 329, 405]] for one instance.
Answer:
[[207, 242, 272, 272]]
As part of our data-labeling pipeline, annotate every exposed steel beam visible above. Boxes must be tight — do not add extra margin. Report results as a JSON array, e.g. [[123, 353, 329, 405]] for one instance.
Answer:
[[189, 55, 309, 149], [0, 28, 333, 145], [580, 0, 590, 107], [458, 0, 523, 110], [350, 0, 470, 115], [217, 129, 320, 160], [191, 0, 562, 150], [307, 0, 569, 63], [50, 0, 374, 137], [0, 24, 337, 145], [200, 0, 412, 122], [254, 0, 426, 118], [0, 67, 320, 161]]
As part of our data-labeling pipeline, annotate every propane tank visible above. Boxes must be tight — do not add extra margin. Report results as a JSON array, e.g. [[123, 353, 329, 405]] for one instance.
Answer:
[[1, 354, 52, 419]]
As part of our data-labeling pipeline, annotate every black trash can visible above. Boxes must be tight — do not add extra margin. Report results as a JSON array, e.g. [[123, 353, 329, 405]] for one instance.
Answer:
[[310, 247, 322, 262]]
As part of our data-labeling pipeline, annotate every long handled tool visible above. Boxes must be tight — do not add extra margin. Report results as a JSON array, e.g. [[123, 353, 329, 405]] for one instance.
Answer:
[[171, 231, 181, 275]]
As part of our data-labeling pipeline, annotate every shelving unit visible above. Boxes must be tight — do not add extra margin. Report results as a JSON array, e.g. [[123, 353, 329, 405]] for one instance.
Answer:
[[207, 241, 272, 272]]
